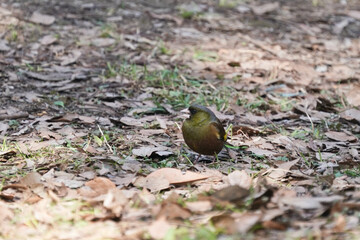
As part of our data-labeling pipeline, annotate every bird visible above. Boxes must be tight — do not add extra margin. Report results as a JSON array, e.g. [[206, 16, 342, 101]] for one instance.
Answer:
[[182, 104, 227, 162]]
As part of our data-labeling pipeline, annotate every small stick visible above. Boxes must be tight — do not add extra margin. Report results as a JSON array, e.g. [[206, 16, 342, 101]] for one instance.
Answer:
[[97, 124, 113, 153], [0, 113, 29, 120]]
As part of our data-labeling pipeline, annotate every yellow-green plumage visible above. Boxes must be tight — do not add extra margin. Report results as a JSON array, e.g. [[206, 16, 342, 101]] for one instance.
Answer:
[[182, 104, 226, 156]]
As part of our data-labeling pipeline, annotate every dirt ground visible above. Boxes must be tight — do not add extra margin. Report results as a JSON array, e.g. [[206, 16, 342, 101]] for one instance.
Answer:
[[1, 0, 360, 239]]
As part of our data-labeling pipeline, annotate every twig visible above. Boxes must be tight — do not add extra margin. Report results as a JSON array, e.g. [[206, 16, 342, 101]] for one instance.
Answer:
[[97, 124, 113, 153], [0, 113, 29, 120], [175, 122, 182, 132], [238, 34, 279, 57], [304, 110, 314, 133]]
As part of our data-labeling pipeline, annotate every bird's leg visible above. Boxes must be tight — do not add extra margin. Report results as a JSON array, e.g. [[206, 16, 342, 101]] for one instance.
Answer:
[[212, 153, 219, 163], [194, 154, 202, 164]]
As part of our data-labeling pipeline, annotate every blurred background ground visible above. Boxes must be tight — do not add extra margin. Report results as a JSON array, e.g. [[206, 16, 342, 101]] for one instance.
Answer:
[[0, 0, 360, 239]]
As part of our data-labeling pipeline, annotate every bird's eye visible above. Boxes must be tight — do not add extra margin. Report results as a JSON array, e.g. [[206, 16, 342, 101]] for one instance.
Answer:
[[189, 108, 197, 115]]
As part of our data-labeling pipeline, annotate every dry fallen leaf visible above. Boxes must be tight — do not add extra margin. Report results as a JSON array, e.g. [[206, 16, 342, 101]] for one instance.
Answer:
[[39, 35, 57, 45], [252, 2, 279, 15], [120, 116, 143, 126], [325, 131, 357, 142], [103, 188, 128, 216], [20, 172, 42, 188], [212, 185, 250, 203], [325, 65, 355, 82], [85, 177, 116, 195], [157, 201, 191, 220], [29, 12, 55, 25], [247, 147, 276, 157], [345, 85, 360, 107], [340, 109, 360, 123], [91, 38, 116, 47], [235, 212, 262, 233], [60, 50, 82, 66], [148, 216, 172, 239], [146, 168, 209, 185], [267, 159, 299, 180], [143, 175, 170, 192], [280, 196, 344, 210], [132, 146, 168, 157], [185, 201, 212, 213], [227, 170, 252, 189], [0, 202, 14, 221], [212, 214, 237, 234]]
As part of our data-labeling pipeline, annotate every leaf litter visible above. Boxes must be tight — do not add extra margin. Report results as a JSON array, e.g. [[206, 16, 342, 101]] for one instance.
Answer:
[[1, 0, 360, 239]]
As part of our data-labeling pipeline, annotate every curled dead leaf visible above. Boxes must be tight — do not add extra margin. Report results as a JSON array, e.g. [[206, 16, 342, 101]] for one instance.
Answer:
[[85, 177, 116, 195]]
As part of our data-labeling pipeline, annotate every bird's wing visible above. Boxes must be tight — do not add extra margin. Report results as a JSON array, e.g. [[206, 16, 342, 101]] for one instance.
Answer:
[[210, 122, 227, 142]]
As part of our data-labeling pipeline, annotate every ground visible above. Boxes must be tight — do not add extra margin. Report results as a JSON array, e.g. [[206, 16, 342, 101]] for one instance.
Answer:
[[1, 0, 360, 239]]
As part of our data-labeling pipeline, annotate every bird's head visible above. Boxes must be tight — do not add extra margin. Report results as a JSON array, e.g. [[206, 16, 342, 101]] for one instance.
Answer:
[[187, 104, 214, 124]]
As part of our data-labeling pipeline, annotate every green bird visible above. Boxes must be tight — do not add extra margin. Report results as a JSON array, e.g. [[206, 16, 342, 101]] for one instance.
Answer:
[[182, 104, 227, 162]]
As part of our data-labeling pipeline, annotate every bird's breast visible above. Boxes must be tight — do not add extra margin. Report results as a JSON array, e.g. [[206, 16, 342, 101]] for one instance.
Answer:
[[182, 120, 224, 155]]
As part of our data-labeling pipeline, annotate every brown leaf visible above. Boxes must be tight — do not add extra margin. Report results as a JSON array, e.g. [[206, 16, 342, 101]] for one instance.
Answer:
[[232, 124, 262, 136], [132, 146, 168, 157], [25, 193, 42, 204], [252, 2, 280, 15], [208, 106, 235, 121], [212, 185, 250, 203], [267, 159, 299, 180], [60, 50, 82, 66], [79, 171, 96, 180], [48, 113, 95, 124], [143, 175, 170, 192], [185, 201, 212, 213], [261, 208, 286, 221], [148, 216, 172, 240], [348, 10, 360, 20], [156, 116, 167, 129], [120, 116, 143, 126], [85, 177, 116, 195], [38, 128, 62, 140], [146, 168, 208, 185], [234, 212, 262, 233], [20, 172, 42, 188], [212, 214, 237, 234], [262, 220, 286, 230], [0, 202, 14, 221], [340, 109, 360, 123], [325, 65, 355, 82], [135, 188, 156, 206], [91, 38, 116, 47], [345, 85, 360, 107], [0, 150, 16, 158], [227, 170, 252, 189], [325, 131, 357, 142], [247, 147, 276, 157], [103, 189, 128, 217], [280, 196, 343, 210], [157, 202, 191, 220], [39, 35, 57, 45], [333, 214, 346, 232], [29, 12, 55, 25], [148, 11, 183, 26]]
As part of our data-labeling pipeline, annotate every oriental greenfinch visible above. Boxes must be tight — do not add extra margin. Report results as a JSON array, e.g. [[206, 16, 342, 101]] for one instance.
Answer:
[[182, 104, 227, 162]]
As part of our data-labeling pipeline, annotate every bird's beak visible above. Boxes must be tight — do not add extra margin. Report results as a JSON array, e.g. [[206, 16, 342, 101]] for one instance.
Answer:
[[180, 108, 190, 114], [180, 107, 190, 119]]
